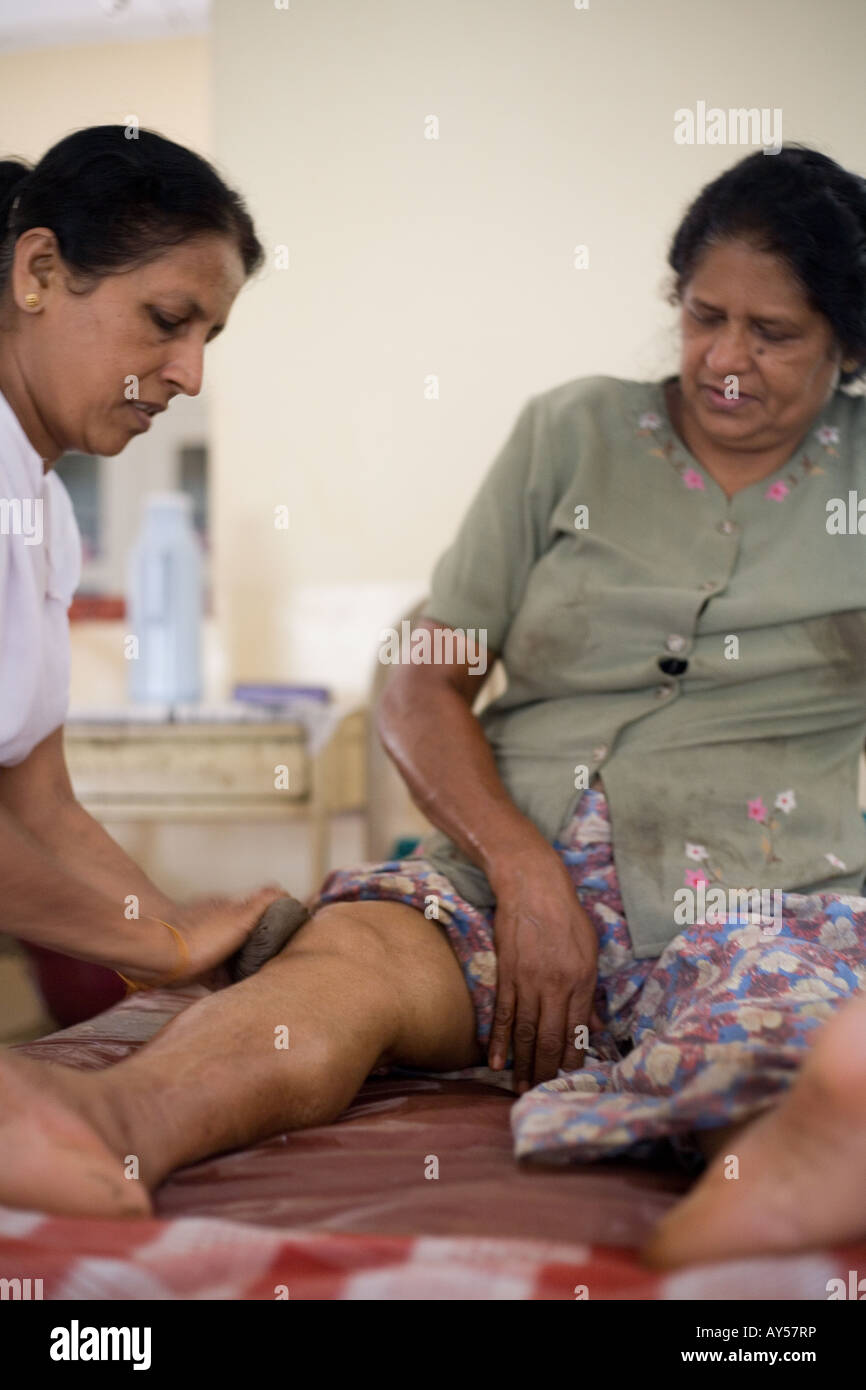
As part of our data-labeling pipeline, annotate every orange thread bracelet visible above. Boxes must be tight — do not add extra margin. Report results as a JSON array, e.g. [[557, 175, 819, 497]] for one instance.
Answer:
[[116, 917, 190, 995]]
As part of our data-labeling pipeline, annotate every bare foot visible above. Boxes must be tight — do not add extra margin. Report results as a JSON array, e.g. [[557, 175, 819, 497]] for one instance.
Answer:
[[0, 1053, 151, 1219], [643, 991, 866, 1268]]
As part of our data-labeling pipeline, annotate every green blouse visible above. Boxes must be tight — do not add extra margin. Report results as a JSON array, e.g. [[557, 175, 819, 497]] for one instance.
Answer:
[[420, 374, 866, 957]]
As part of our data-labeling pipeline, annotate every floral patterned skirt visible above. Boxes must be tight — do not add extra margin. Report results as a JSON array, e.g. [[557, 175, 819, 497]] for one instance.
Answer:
[[312, 788, 866, 1165]]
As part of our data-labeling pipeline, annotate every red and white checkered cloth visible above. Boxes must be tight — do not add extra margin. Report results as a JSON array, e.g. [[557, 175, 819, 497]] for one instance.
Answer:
[[1, 1206, 863, 1300]]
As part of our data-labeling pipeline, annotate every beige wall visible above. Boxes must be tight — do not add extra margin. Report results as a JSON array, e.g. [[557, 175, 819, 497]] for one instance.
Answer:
[[5, 10, 866, 698], [0, 35, 210, 161], [210, 0, 866, 690]]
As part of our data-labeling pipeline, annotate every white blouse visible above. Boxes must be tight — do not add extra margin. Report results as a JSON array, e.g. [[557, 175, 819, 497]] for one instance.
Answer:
[[0, 388, 81, 767]]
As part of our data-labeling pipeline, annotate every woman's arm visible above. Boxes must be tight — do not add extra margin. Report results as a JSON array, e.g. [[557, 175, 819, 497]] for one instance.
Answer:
[[379, 619, 600, 1091], [0, 797, 184, 978], [0, 727, 179, 920], [0, 727, 284, 982], [378, 621, 552, 877]]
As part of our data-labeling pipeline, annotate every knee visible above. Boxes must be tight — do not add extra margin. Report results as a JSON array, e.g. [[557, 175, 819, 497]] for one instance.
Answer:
[[282, 900, 405, 977]]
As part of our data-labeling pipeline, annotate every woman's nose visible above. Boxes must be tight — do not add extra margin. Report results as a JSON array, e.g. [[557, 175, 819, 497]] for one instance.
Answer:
[[161, 344, 205, 398], [705, 325, 752, 375]]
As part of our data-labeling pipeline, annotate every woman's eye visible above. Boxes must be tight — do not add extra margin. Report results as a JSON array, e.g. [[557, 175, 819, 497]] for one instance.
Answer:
[[689, 310, 791, 343], [151, 311, 182, 333]]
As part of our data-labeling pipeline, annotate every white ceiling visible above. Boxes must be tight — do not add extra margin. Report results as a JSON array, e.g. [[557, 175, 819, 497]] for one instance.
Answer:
[[0, 0, 210, 51]]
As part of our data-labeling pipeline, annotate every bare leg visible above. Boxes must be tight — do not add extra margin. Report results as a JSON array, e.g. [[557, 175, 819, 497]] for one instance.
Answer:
[[0, 901, 481, 1216], [644, 989, 866, 1266]]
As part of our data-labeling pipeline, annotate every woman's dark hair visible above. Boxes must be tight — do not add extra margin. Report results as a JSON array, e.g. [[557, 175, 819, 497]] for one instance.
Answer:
[[668, 145, 866, 385], [0, 124, 264, 298]]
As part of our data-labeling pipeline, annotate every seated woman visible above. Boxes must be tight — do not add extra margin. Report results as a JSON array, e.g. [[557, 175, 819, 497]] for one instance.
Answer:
[[4, 143, 866, 1270]]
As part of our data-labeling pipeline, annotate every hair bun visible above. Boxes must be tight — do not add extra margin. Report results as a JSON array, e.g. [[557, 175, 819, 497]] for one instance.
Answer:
[[0, 160, 32, 231]]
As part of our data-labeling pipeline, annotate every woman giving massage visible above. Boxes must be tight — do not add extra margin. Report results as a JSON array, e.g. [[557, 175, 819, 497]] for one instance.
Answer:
[[0, 130, 286, 999], [2, 130, 866, 1269]]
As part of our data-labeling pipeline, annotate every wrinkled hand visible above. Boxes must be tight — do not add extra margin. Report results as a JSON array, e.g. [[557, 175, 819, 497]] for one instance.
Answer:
[[487, 849, 601, 1095], [169, 884, 288, 986]]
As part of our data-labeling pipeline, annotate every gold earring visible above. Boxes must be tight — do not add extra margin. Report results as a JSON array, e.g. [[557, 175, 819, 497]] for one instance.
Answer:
[[24, 292, 40, 309]]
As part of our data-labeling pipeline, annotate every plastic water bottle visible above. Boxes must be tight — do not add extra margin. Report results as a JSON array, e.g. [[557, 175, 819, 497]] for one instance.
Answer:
[[127, 492, 203, 703]]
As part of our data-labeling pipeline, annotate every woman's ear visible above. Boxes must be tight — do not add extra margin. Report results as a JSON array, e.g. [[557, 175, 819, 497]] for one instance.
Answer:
[[11, 227, 62, 310]]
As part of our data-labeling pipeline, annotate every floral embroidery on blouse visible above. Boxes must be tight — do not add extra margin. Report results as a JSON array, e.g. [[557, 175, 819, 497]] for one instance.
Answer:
[[638, 412, 661, 431], [637, 401, 840, 500], [764, 480, 790, 502], [684, 840, 718, 888], [638, 411, 703, 489], [684, 788, 846, 884], [816, 425, 839, 454], [762, 426, 839, 500], [746, 789, 797, 864]]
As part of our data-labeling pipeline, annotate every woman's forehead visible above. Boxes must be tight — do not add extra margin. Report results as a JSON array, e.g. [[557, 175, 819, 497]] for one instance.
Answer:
[[135, 236, 245, 296], [685, 242, 813, 311]]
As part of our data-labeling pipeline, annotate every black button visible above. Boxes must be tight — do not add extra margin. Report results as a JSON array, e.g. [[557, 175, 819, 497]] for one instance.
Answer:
[[658, 656, 688, 675]]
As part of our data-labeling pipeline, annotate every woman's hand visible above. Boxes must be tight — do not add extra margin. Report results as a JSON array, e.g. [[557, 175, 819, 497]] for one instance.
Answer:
[[487, 847, 601, 1094], [135, 885, 288, 987]]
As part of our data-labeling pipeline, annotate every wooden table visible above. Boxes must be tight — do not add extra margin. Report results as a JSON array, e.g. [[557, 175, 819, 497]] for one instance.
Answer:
[[63, 709, 367, 886]]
